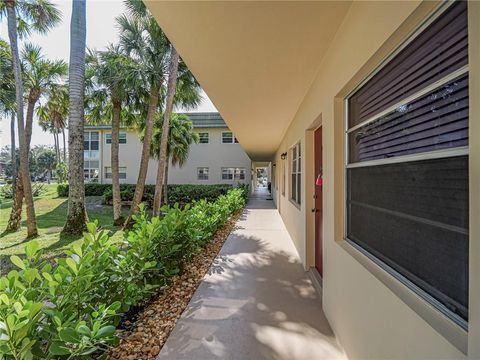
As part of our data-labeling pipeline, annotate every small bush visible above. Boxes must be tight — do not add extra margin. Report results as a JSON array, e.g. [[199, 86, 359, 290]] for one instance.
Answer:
[[57, 183, 69, 197], [57, 183, 234, 207], [102, 184, 232, 207], [0, 188, 247, 359], [1, 182, 45, 199]]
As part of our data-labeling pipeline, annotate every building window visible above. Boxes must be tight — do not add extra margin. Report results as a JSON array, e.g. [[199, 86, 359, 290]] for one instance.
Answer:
[[106, 132, 127, 144], [105, 167, 127, 179], [198, 132, 209, 144], [197, 167, 209, 180], [222, 167, 245, 180], [222, 132, 239, 144], [84, 131, 99, 182], [346, 2, 468, 323], [282, 160, 286, 196], [290, 143, 301, 205]]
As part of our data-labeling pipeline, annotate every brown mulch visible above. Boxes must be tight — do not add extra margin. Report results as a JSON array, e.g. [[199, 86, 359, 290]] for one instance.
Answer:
[[107, 210, 243, 360]]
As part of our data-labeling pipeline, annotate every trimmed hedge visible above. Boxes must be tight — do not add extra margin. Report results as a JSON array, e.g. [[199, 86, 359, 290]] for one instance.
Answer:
[[57, 183, 238, 206], [57, 183, 110, 197], [0, 188, 247, 359]]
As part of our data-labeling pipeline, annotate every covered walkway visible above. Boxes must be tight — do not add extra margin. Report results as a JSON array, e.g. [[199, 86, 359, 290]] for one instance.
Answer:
[[158, 190, 345, 360]]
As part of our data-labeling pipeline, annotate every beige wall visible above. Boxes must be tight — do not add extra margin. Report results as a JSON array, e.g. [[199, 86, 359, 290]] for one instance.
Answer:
[[273, 1, 477, 359], [167, 128, 252, 186], [96, 128, 251, 187]]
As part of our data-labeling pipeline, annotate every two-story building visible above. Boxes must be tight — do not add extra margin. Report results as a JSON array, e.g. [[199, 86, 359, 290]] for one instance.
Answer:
[[83, 112, 252, 187]]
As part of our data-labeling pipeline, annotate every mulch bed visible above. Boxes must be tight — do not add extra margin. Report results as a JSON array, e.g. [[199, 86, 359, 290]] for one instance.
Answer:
[[107, 210, 243, 360]]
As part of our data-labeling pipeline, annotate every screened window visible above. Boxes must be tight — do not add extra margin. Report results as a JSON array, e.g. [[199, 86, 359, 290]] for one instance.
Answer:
[[105, 167, 127, 179], [222, 167, 245, 180], [84, 131, 99, 182], [198, 132, 209, 144], [197, 167, 209, 180], [106, 132, 127, 144], [84, 131, 99, 160], [346, 2, 469, 323], [290, 143, 301, 205], [222, 132, 239, 144]]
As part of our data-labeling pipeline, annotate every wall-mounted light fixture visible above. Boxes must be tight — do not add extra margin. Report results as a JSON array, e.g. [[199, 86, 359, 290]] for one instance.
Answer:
[[280, 152, 287, 160]]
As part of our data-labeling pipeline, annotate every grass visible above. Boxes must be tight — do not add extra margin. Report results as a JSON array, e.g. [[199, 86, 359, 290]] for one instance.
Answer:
[[0, 184, 127, 270]]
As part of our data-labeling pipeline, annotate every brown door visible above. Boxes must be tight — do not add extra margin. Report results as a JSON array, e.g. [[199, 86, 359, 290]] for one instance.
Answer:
[[314, 127, 323, 276]]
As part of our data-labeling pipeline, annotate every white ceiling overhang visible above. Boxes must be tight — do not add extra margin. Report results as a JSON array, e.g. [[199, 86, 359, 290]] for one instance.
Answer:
[[146, 1, 351, 160]]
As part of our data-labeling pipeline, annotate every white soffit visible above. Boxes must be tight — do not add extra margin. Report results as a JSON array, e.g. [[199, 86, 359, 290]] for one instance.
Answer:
[[146, 1, 351, 160]]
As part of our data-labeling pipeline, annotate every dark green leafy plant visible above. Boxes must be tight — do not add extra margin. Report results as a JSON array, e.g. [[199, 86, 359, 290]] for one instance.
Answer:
[[0, 187, 247, 359]]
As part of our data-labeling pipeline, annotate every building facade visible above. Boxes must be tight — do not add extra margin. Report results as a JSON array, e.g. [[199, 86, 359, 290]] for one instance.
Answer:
[[84, 112, 252, 187], [148, 1, 480, 359]]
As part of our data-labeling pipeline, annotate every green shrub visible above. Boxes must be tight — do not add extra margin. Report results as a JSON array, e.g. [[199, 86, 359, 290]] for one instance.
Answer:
[[57, 183, 69, 197], [57, 183, 112, 197], [57, 183, 234, 207], [1, 182, 45, 199], [102, 184, 232, 206], [0, 188, 246, 359]]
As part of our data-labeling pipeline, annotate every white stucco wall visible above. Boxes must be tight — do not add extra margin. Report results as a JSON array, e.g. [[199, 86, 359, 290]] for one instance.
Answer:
[[96, 127, 251, 187], [273, 1, 477, 359], [168, 128, 252, 187]]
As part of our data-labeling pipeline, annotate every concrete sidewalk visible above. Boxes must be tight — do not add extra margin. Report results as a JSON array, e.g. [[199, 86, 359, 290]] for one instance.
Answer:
[[158, 189, 345, 360]]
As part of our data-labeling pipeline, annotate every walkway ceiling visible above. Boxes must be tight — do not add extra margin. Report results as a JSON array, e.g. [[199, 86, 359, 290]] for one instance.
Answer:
[[146, 1, 352, 161]]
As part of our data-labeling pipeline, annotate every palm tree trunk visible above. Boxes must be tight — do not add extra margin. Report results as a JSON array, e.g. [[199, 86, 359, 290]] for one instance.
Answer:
[[53, 131, 58, 160], [6, 111, 23, 234], [6, 2, 37, 237], [62, 0, 88, 235], [6, 95, 38, 232], [123, 85, 160, 228], [56, 131, 61, 162], [153, 46, 179, 216], [10, 112, 16, 196], [62, 127, 67, 162], [164, 160, 169, 205], [111, 99, 123, 225]]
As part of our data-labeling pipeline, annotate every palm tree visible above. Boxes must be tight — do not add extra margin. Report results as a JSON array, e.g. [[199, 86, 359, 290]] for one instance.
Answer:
[[4, 4, 35, 237], [37, 84, 69, 181], [119, 1, 171, 227], [0, 39, 17, 197], [61, 0, 88, 235], [5, 44, 67, 232], [149, 113, 199, 205], [1, 0, 60, 237], [152, 45, 179, 216], [88, 45, 141, 225]]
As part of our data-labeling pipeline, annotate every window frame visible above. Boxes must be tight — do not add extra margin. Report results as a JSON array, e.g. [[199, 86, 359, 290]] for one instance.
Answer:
[[342, 0, 469, 337], [105, 132, 127, 144], [221, 167, 246, 181], [221, 167, 233, 180], [84, 131, 100, 182], [222, 131, 238, 144], [197, 167, 209, 180], [198, 132, 209, 144], [290, 142, 301, 206], [104, 166, 127, 180]]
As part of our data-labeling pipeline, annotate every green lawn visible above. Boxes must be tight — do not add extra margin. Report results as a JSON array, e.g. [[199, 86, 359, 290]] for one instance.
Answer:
[[0, 184, 126, 270]]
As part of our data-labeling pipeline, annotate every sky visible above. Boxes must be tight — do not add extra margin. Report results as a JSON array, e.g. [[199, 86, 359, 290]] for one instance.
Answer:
[[0, 0, 216, 147]]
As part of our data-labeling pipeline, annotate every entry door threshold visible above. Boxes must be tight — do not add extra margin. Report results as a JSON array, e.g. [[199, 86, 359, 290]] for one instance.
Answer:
[[308, 267, 323, 297]]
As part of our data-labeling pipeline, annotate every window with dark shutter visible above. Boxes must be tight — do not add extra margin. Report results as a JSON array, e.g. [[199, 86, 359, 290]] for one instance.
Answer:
[[345, 1, 469, 324]]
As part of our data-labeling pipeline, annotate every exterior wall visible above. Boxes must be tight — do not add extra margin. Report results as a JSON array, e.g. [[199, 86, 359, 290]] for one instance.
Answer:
[[168, 128, 252, 187], [273, 1, 478, 359], [95, 127, 251, 187], [98, 129, 158, 184]]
